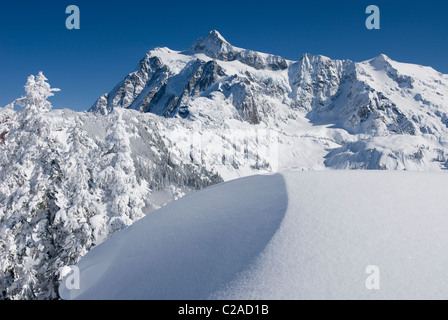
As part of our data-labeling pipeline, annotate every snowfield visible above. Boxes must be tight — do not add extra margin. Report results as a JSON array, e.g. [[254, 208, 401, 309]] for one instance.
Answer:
[[61, 171, 448, 300]]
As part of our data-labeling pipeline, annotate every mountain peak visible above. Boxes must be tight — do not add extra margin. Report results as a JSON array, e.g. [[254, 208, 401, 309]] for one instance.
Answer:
[[207, 30, 227, 42], [188, 30, 235, 59], [371, 53, 391, 64], [368, 54, 393, 70]]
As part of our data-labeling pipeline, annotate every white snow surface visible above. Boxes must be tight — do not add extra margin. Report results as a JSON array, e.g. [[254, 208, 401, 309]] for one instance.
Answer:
[[60, 174, 288, 300], [61, 171, 448, 300]]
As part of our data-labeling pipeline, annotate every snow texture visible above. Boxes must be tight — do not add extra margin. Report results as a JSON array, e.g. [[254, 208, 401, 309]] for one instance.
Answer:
[[60, 174, 287, 300], [61, 171, 448, 300]]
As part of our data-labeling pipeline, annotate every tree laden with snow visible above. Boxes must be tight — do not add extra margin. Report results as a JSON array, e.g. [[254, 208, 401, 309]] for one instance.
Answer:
[[95, 108, 148, 238], [0, 72, 223, 300], [0, 73, 163, 300], [0, 68, 226, 300], [14, 72, 60, 113], [0, 72, 63, 299]]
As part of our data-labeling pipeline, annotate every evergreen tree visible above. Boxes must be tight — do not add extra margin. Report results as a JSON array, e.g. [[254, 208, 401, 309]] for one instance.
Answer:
[[0, 73, 220, 300], [0, 72, 62, 299], [98, 109, 148, 235]]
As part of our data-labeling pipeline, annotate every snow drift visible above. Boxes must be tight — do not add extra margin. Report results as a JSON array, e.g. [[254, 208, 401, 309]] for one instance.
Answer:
[[60, 174, 287, 300], [61, 171, 448, 300]]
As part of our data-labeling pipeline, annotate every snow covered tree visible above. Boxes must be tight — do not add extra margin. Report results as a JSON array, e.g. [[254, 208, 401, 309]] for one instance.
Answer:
[[97, 108, 149, 236], [0, 72, 63, 299], [0, 72, 221, 300], [14, 72, 60, 115], [51, 115, 101, 266], [0, 104, 14, 146]]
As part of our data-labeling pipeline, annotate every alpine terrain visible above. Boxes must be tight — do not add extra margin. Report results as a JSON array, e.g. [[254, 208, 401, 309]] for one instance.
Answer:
[[1, 30, 448, 299]]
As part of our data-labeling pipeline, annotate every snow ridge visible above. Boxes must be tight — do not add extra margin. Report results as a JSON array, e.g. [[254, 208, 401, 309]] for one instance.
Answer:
[[62, 171, 448, 300]]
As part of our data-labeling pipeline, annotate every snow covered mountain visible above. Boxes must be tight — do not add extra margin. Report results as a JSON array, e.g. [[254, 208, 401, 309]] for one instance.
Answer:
[[91, 30, 448, 170], [2, 30, 448, 300]]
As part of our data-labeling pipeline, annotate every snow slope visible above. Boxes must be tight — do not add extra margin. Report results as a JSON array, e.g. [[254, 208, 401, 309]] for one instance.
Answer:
[[61, 171, 448, 300], [60, 174, 288, 300]]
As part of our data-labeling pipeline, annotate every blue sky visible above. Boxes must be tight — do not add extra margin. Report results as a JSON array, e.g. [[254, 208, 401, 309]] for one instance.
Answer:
[[1, 0, 447, 111]]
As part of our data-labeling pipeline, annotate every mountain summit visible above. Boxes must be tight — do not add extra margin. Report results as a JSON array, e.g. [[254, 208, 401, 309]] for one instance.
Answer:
[[187, 30, 234, 58]]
